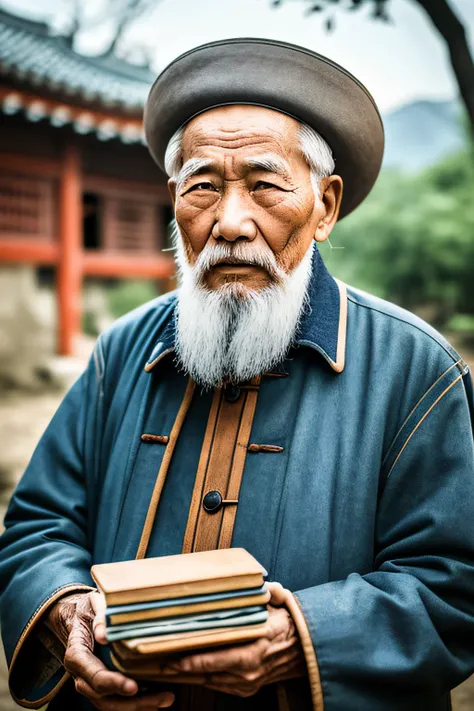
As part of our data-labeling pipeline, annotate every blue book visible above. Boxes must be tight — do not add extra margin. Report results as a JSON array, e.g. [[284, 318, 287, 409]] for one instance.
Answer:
[[106, 608, 269, 643], [106, 584, 268, 626]]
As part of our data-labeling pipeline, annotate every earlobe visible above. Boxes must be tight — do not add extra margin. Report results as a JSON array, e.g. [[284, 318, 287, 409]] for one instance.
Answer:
[[314, 229, 329, 244], [314, 175, 343, 242]]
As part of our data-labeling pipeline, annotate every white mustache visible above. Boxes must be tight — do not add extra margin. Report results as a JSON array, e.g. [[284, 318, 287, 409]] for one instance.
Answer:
[[193, 243, 286, 284]]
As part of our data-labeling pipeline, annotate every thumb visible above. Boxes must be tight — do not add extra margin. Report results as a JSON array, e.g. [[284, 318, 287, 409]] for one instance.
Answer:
[[90, 591, 107, 645], [266, 581, 288, 607]]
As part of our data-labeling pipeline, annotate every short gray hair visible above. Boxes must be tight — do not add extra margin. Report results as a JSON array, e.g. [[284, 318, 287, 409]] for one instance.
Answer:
[[164, 118, 335, 191]]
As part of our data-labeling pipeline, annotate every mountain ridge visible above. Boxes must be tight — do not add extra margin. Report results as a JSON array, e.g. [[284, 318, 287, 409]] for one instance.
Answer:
[[381, 98, 465, 171]]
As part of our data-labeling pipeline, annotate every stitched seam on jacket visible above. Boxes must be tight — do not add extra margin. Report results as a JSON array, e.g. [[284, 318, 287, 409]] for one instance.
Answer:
[[386, 374, 463, 480], [9, 584, 94, 709], [381, 360, 464, 470], [347, 293, 463, 366]]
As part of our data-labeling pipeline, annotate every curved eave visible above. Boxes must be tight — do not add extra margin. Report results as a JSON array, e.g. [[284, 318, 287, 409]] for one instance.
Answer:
[[0, 10, 154, 113], [0, 62, 146, 114], [0, 87, 147, 145]]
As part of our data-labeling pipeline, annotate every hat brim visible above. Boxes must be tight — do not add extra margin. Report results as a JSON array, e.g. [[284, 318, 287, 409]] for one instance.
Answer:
[[144, 38, 384, 219]]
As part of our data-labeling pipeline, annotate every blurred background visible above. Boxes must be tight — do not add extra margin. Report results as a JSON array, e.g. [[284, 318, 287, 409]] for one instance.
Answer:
[[0, 0, 473, 708]]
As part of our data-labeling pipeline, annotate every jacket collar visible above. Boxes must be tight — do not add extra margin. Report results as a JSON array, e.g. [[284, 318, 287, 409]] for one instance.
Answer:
[[295, 247, 347, 373], [145, 247, 347, 374]]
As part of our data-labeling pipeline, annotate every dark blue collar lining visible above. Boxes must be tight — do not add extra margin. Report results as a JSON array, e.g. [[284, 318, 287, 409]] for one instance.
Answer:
[[294, 247, 344, 371]]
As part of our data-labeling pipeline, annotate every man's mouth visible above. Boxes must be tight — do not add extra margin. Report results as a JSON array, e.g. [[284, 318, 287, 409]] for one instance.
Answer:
[[213, 260, 260, 269]]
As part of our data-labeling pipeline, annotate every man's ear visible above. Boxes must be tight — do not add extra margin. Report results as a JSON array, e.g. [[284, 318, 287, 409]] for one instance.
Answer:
[[168, 178, 177, 210], [314, 175, 343, 243]]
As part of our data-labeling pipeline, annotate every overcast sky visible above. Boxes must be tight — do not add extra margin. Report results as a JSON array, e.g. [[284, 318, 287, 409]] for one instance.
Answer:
[[2, 0, 473, 113]]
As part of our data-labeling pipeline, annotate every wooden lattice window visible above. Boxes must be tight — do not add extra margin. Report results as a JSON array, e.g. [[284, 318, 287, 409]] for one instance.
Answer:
[[0, 174, 54, 240], [103, 197, 160, 252]]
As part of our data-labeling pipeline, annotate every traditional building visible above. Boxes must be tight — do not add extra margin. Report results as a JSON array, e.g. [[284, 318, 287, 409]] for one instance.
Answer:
[[0, 8, 174, 354]]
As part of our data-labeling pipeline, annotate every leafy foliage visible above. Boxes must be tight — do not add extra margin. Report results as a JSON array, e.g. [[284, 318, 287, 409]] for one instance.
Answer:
[[106, 279, 159, 320], [270, 0, 391, 30], [321, 149, 474, 327]]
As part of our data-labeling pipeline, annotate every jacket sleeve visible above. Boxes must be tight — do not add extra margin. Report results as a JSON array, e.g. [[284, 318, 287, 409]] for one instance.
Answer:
[[0, 343, 105, 708], [292, 365, 474, 711]]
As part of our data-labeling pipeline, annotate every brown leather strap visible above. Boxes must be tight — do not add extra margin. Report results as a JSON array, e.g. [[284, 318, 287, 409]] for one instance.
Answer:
[[218, 381, 260, 549], [136, 377, 195, 559], [181, 386, 223, 554], [284, 591, 324, 711], [182, 378, 261, 553], [190, 387, 247, 551]]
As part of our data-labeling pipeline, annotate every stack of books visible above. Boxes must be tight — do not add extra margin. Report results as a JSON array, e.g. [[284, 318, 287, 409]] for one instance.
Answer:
[[91, 548, 269, 675]]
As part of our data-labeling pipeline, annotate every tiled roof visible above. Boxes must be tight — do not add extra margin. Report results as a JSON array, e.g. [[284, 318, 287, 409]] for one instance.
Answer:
[[0, 8, 155, 112]]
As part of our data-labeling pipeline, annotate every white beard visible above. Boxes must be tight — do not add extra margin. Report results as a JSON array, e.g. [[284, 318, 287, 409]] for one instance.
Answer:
[[173, 226, 313, 389]]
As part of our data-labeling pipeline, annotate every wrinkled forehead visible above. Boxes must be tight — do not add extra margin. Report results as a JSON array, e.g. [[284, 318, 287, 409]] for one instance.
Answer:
[[180, 104, 302, 159]]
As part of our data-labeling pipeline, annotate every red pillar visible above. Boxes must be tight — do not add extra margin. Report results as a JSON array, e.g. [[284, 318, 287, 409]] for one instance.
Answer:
[[58, 144, 82, 355]]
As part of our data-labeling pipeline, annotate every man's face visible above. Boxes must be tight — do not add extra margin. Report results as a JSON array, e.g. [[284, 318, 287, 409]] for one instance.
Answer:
[[168, 105, 342, 293]]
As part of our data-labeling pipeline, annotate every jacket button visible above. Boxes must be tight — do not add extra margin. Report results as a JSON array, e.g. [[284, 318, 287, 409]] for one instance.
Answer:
[[203, 490, 223, 513], [224, 384, 241, 403]]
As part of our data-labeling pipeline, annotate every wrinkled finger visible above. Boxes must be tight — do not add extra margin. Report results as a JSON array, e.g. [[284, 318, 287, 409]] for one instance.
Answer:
[[66, 610, 137, 696], [169, 640, 266, 674], [93, 620, 107, 646], [90, 591, 107, 618], [222, 647, 298, 681], [205, 672, 249, 687], [90, 591, 108, 645], [75, 678, 174, 710], [263, 606, 295, 642], [266, 582, 288, 607], [205, 654, 303, 692], [264, 656, 306, 684], [202, 670, 290, 698], [65, 642, 137, 697]]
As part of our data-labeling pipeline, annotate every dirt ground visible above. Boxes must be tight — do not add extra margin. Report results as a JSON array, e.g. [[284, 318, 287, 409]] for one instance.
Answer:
[[1, 347, 474, 710], [0, 389, 66, 710]]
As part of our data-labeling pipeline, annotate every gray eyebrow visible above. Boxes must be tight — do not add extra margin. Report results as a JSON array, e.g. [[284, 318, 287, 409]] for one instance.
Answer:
[[246, 155, 293, 181], [175, 153, 293, 193], [175, 158, 213, 193]]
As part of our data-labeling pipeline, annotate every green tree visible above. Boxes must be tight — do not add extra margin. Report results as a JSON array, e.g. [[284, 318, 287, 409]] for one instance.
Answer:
[[321, 149, 474, 326]]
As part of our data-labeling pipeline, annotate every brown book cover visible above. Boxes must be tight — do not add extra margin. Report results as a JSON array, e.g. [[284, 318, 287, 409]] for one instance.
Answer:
[[109, 589, 271, 624], [111, 622, 268, 663], [91, 548, 266, 606]]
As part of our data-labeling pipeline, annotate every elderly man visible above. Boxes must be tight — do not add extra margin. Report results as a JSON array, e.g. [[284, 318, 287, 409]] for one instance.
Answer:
[[2, 38, 474, 711]]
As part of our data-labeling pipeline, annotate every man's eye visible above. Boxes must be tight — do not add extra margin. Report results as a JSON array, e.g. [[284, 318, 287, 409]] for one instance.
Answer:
[[254, 181, 279, 190], [186, 182, 217, 192]]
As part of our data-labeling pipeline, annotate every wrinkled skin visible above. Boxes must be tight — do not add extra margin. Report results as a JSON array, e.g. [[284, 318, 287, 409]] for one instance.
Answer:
[[157, 582, 307, 697], [46, 584, 305, 703], [45, 592, 174, 710], [168, 104, 343, 292]]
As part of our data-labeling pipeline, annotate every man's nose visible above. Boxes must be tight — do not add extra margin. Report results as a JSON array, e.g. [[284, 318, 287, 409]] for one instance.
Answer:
[[212, 188, 257, 243]]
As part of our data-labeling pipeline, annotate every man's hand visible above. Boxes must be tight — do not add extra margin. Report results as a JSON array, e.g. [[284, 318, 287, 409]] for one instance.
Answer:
[[161, 582, 306, 698], [45, 591, 175, 710]]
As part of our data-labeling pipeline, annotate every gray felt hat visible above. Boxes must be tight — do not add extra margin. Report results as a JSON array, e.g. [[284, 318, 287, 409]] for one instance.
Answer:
[[144, 38, 385, 219]]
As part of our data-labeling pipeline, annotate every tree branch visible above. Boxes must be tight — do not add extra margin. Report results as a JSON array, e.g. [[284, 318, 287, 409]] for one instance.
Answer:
[[101, 0, 156, 58], [413, 0, 474, 140]]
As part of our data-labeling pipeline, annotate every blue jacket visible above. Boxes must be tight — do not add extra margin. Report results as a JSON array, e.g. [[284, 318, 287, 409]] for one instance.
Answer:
[[2, 249, 474, 711]]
